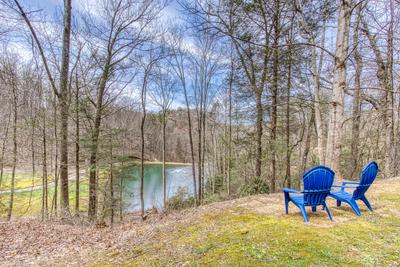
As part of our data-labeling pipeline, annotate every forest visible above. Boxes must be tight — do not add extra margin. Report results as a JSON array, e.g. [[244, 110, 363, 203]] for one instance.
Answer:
[[0, 0, 399, 265]]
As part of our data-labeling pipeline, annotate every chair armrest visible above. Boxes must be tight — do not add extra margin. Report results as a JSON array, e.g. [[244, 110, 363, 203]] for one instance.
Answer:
[[332, 184, 359, 189], [282, 188, 301, 194], [342, 180, 360, 185]]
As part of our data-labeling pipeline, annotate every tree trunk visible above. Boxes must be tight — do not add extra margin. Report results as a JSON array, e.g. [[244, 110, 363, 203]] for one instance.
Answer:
[[140, 84, 147, 219], [295, 0, 327, 165], [75, 75, 80, 215], [312, 19, 327, 165], [197, 93, 203, 202], [88, 64, 110, 221], [42, 108, 49, 220], [255, 90, 263, 179], [109, 139, 114, 225], [7, 79, 18, 221], [350, 6, 363, 179], [385, 0, 394, 178], [52, 97, 59, 216], [162, 111, 166, 208], [361, 6, 394, 178], [325, 0, 351, 178], [59, 0, 72, 215], [270, 0, 279, 192], [300, 111, 314, 188], [201, 101, 207, 199], [227, 58, 233, 196], [0, 110, 11, 189], [182, 82, 197, 206], [26, 111, 37, 211], [285, 37, 292, 188]]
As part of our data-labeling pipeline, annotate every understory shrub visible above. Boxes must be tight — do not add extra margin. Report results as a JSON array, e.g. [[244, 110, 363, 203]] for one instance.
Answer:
[[166, 187, 195, 210], [239, 176, 269, 196]]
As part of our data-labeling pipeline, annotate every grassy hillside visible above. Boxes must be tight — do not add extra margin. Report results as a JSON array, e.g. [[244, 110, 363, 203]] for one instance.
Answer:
[[1, 178, 399, 266], [103, 178, 400, 266]]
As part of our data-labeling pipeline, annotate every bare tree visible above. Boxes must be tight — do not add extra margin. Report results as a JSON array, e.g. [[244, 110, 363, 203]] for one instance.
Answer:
[[8, 0, 72, 215], [149, 63, 176, 208], [0, 57, 19, 221], [325, 0, 352, 178], [81, 0, 163, 220], [169, 30, 198, 205]]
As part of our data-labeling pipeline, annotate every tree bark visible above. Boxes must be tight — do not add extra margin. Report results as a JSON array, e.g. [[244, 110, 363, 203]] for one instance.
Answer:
[[140, 72, 148, 219], [350, 6, 363, 179], [312, 21, 327, 165], [295, 0, 327, 165], [59, 0, 72, 215], [270, 0, 280, 192], [385, 0, 394, 178], [13, 0, 72, 216], [183, 79, 197, 205], [285, 33, 292, 188], [109, 139, 114, 225], [361, 7, 394, 178], [300, 111, 314, 188], [52, 97, 59, 216], [227, 57, 233, 196], [75, 72, 80, 215], [42, 106, 49, 220], [88, 63, 110, 220], [162, 110, 167, 208], [7, 76, 18, 221], [0, 110, 11, 189], [325, 0, 351, 178], [171, 48, 198, 205], [255, 90, 263, 179]]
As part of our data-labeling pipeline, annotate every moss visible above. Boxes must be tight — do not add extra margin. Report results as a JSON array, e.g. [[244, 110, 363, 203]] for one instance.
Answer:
[[123, 207, 400, 266], [378, 193, 400, 204]]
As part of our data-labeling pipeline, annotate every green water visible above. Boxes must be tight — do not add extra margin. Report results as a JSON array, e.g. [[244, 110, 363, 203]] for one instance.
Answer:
[[120, 163, 194, 211]]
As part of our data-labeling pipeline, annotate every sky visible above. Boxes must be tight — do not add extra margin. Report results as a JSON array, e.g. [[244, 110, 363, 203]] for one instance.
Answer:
[[6, 0, 192, 110], [20, 0, 182, 22]]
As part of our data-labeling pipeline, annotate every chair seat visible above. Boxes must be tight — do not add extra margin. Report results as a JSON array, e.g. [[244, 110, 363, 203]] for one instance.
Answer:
[[283, 165, 335, 222], [289, 195, 304, 205], [330, 190, 353, 202]]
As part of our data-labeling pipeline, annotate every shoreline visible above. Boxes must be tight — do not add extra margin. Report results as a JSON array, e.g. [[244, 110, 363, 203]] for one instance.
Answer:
[[131, 161, 192, 166]]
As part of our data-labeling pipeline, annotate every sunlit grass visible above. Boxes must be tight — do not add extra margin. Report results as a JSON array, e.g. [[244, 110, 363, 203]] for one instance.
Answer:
[[125, 211, 400, 266], [0, 172, 55, 190], [120, 188, 400, 266], [0, 180, 90, 217], [0, 168, 113, 218]]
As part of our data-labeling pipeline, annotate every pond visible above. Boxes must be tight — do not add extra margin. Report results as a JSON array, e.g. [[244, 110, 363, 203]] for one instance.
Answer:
[[120, 163, 195, 211]]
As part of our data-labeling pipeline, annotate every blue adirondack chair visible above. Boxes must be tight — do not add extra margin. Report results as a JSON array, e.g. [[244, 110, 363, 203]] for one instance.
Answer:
[[283, 166, 335, 223], [329, 161, 378, 216]]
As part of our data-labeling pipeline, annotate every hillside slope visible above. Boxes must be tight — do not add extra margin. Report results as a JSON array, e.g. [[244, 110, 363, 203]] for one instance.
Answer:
[[1, 178, 399, 266]]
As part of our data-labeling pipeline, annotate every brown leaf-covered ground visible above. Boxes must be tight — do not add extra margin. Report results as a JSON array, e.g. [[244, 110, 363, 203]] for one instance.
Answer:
[[1, 177, 399, 266]]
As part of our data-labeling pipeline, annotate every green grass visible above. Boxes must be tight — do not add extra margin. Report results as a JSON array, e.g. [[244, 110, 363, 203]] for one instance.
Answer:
[[0, 180, 90, 217], [0, 168, 116, 217], [121, 195, 400, 266], [0, 172, 55, 190]]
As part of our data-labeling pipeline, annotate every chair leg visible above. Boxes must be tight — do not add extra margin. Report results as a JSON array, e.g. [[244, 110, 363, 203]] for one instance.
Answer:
[[336, 200, 342, 207], [360, 196, 373, 211], [324, 204, 333, 222], [299, 205, 309, 223], [312, 206, 316, 213], [284, 193, 289, 214], [349, 200, 362, 216]]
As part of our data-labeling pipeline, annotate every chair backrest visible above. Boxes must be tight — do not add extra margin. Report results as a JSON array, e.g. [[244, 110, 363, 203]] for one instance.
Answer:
[[353, 161, 379, 199], [302, 166, 335, 206]]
